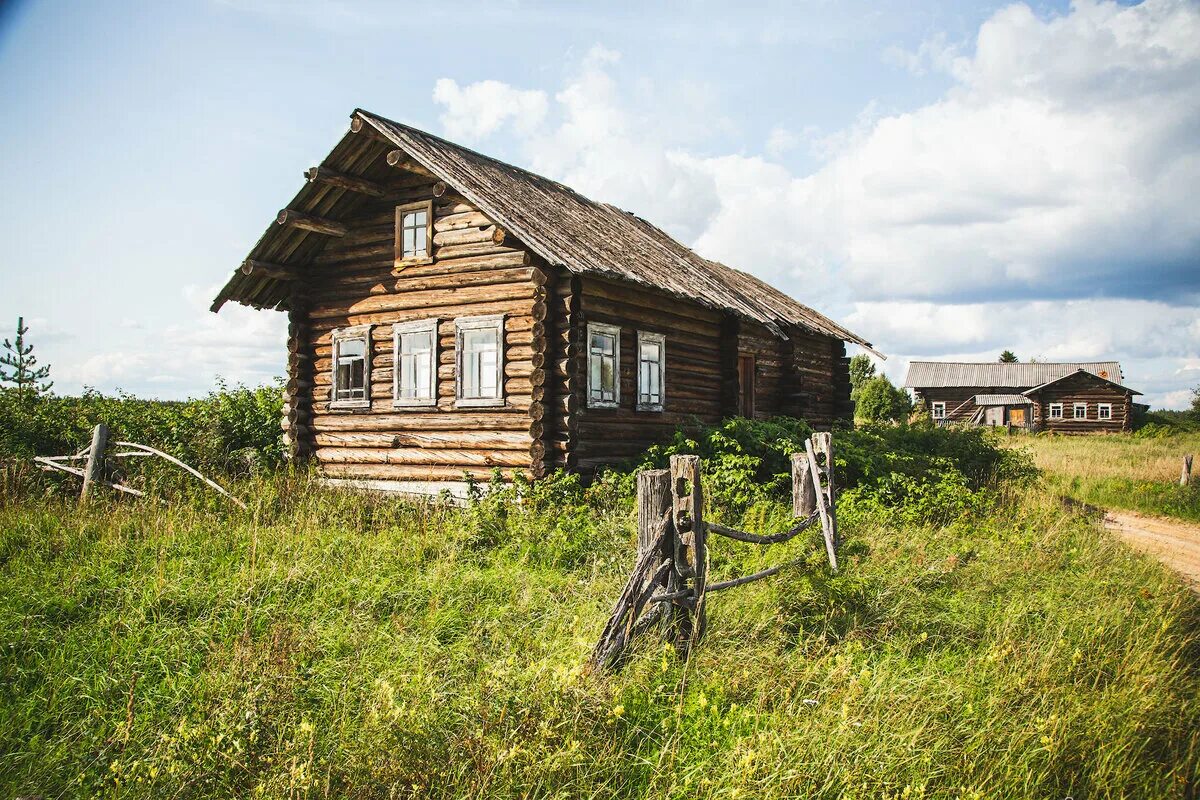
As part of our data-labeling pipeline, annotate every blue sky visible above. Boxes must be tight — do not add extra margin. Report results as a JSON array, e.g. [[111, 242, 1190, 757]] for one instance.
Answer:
[[1, 0, 1197, 408]]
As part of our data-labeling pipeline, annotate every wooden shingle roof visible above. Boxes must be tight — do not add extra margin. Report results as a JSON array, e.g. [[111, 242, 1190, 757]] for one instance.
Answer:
[[212, 109, 877, 354]]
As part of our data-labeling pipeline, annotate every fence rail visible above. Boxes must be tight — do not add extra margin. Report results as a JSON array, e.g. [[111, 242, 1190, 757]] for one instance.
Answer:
[[591, 431, 838, 671]]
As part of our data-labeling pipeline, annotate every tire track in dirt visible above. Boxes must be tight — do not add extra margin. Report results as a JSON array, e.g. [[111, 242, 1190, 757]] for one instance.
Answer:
[[1103, 510, 1200, 592]]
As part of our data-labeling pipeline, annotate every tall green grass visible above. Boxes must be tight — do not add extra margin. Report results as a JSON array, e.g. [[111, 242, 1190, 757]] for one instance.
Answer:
[[1, 473, 1197, 798], [1016, 433, 1200, 522]]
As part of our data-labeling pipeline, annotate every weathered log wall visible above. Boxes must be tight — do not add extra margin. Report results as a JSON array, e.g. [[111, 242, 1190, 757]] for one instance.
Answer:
[[1030, 372, 1133, 433], [567, 278, 851, 474], [288, 170, 542, 483]]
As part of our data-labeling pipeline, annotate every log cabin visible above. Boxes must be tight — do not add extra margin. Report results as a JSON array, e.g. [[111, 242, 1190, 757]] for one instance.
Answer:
[[211, 109, 879, 495], [903, 361, 1141, 433]]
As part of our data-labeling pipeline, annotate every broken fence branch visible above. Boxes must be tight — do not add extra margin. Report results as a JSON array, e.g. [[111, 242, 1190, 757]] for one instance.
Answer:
[[705, 512, 820, 545]]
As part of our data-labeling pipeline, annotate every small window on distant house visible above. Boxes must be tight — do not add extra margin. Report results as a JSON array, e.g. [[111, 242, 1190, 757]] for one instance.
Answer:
[[455, 315, 504, 406], [393, 319, 438, 407], [637, 331, 665, 412], [1073, 403, 1087, 419], [931, 401, 946, 420], [1049, 403, 1064, 420], [395, 200, 433, 264], [331, 325, 371, 409], [588, 323, 621, 408], [1097, 403, 1113, 420]]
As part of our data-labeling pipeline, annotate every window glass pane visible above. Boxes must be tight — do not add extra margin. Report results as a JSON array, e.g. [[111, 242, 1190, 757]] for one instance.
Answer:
[[590, 354, 602, 399], [414, 210, 427, 226], [414, 225, 427, 255], [600, 354, 614, 398], [339, 339, 365, 359], [402, 226, 416, 256], [462, 326, 500, 399]]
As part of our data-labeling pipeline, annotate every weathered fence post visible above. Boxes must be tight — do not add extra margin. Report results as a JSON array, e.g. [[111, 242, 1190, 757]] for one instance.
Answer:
[[812, 431, 838, 547], [1182, 455, 1193, 487], [638, 469, 673, 597], [669, 455, 706, 652], [80, 423, 108, 502], [792, 452, 815, 517], [805, 438, 838, 572]]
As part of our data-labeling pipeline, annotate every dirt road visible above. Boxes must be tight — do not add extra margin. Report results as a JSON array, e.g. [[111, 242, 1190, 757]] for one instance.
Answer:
[[1103, 510, 1200, 591]]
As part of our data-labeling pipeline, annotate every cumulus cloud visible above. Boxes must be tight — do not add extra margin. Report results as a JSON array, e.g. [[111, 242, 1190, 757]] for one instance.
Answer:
[[433, 78, 548, 141], [424, 3, 1200, 408], [53, 285, 286, 398]]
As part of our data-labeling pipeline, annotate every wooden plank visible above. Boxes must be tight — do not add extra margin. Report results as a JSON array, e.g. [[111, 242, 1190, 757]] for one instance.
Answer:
[[669, 454, 705, 652]]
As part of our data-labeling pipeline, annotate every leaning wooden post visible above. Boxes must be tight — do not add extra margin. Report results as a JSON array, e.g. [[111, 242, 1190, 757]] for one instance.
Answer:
[[1182, 455, 1194, 487], [638, 469, 673, 597], [80, 423, 108, 502], [792, 452, 816, 517], [805, 438, 838, 571], [812, 431, 838, 547], [669, 455, 706, 652]]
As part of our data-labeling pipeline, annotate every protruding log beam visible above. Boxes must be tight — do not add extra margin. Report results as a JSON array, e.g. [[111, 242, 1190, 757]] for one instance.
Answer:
[[350, 116, 365, 133], [492, 227, 512, 247], [385, 149, 437, 179], [304, 166, 388, 198], [240, 260, 299, 280], [276, 209, 347, 237]]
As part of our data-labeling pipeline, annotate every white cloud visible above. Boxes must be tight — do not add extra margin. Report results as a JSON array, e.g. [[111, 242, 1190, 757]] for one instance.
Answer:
[[432, 78, 548, 141], [423, 2, 1200, 408], [53, 285, 286, 399], [765, 126, 798, 158]]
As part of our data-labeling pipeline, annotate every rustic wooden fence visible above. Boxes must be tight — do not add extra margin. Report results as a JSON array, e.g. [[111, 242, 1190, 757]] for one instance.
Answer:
[[34, 423, 245, 508], [591, 432, 838, 670]]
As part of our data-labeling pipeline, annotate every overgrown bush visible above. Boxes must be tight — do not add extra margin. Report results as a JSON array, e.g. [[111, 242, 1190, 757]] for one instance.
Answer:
[[0, 380, 285, 477]]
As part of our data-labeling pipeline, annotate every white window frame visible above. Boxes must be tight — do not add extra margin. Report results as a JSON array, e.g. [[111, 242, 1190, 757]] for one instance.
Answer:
[[587, 322, 621, 409], [931, 401, 946, 420], [330, 324, 372, 410], [1048, 402, 1064, 420], [1073, 402, 1087, 420], [454, 314, 505, 408], [1097, 403, 1113, 421], [395, 199, 434, 266], [636, 330, 666, 412], [392, 319, 439, 408]]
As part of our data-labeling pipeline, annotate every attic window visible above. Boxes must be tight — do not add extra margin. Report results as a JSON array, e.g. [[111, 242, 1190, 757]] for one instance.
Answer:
[[395, 200, 433, 264], [330, 325, 371, 409], [587, 323, 621, 408]]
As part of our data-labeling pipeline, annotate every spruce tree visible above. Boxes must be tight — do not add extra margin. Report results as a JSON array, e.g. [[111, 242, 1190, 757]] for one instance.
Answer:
[[0, 316, 53, 404]]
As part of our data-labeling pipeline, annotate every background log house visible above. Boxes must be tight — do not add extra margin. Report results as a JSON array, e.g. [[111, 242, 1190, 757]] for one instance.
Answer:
[[904, 361, 1141, 433], [213, 109, 878, 495]]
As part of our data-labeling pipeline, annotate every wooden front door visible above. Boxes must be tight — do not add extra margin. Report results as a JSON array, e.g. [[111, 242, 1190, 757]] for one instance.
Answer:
[[738, 354, 755, 418], [1008, 407, 1026, 427]]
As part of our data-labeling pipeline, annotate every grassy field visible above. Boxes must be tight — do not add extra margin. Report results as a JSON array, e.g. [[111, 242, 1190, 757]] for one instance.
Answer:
[[1013, 433, 1200, 522], [2, 471, 1198, 798]]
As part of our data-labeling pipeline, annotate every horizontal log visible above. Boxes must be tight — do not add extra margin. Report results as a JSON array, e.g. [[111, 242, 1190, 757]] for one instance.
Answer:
[[316, 446, 531, 467], [322, 463, 531, 482], [240, 259, 298, 280], [308, 282, 535, 321], [311, 412, 532, 432], [386, 149, 437, 179], [276, 209, 348, 237], [304, 166, 388, 197]]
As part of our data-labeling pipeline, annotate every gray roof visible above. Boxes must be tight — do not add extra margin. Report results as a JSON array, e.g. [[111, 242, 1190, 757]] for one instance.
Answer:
[[904, 361, 1123, 389], [212, 109, 876, 354], [973, 394, 1033, 406]]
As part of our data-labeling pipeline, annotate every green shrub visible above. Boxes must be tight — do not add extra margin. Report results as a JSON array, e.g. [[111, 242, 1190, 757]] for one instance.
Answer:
[[0, 381, 285, 478]]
